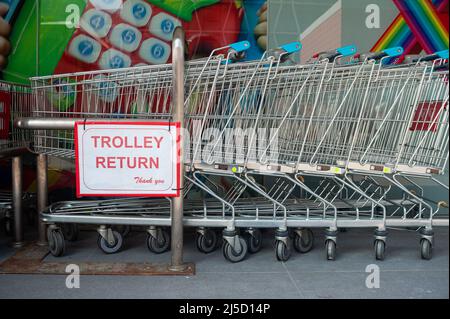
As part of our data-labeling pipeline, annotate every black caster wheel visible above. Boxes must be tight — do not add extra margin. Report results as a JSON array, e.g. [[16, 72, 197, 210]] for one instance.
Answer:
[[4, 218, 13, 237], [113, 225, 131, 238], [97, 230, 123, 254], [222, 237, 248, 263], [325, 240, 336, 261], [275, 240, 291, 262], [48, 228, 66, 257], [196, 229, 218, 254], [293, 229, 314, 253], [420, 239, 432, 260], [374, 240, 385, 261], [62, 224, 79, 242], [245, 229, 263, 254], [147, 229, 170, 254]]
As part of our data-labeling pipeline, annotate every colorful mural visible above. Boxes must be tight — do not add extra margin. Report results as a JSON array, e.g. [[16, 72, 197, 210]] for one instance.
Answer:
[[2, 0, 267, 84], [372, 0, 449, 56]]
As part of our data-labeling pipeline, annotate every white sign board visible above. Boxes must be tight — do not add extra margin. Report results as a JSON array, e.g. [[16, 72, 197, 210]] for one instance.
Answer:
[[75, 122, 180, 197]]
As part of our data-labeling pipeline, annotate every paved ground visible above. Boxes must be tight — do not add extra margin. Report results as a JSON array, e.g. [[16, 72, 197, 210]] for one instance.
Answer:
[[0, 227, 448, 299]]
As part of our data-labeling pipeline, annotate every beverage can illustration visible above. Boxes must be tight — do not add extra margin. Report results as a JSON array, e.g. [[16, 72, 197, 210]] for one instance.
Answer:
[[2, 0, 254, 86], [55, 0, 244, 75]]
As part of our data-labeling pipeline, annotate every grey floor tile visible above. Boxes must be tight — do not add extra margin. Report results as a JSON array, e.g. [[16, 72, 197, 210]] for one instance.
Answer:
[[299, 270, 449, 299], [0, 273, 300, 299], [0, 227, 448, 299]]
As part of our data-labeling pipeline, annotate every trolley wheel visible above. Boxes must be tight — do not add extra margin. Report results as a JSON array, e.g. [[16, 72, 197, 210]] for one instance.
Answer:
[[293, 229, 314, 253], [113, 225, 131, 238], [245, 229, 263, 254], [374, 240, 385, 261], [275, 240, 291, 262], [196, 229, 218, 254], [147, 229, 170, 254], [420, 239, 432, 260], [4, 218, 12, 237], [62, 224, 79, 242], [48, 229, 66, 257], [325, 240, 336, 261], [97, 230, 123, 254], [223, 237, 248, 263]]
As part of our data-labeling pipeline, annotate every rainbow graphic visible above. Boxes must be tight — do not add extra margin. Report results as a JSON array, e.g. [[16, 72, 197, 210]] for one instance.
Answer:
[[372, 0, 449, 54]]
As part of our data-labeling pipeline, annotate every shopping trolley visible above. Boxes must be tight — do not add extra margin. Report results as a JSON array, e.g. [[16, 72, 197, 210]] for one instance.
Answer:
[[33, 43, 360, 261], [23, 39, 271, 258], [0, 81, 34, 243], [181, 46, 448, 261], [21, 40, 449, 263], [342, 50, 449, 259], [31, 40, 325, 260]]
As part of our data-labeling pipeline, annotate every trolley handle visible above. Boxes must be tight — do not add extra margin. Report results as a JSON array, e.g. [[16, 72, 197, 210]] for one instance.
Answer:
[[227, 41, 251, 62], [313, 45, 357, 62], [434, 62, 449, 71], [412, 50, 449, 63], [268, 41, 302, 63], [367, 47, 404, 61], [438, 201, 449, 209]]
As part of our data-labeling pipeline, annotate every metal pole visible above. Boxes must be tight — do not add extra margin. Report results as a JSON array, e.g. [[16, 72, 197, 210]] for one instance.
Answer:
[[169, 27, 187, 272], [11, 156, 24, 248], [15, 118, 161, 130], [36, 154, 48, 246]]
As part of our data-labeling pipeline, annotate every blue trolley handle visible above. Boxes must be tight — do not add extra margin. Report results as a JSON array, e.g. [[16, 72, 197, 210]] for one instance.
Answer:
[[315, 45, 358, 62], [268, 41, 302, 63], [367, 47, 404, 61], [434, 62, 449, 71], [412, 50, 449, 63], [227, 41, 251, 62]]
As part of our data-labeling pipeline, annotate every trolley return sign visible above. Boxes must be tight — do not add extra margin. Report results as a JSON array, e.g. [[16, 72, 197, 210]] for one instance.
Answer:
[[75, 122, 181, 198]]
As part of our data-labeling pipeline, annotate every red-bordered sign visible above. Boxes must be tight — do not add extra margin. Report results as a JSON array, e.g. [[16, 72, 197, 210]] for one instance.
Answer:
[[75, 121, 181, 198]]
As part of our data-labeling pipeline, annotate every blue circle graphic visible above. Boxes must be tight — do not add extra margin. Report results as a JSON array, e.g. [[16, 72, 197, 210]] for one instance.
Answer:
[[90, 15, 105, 30], [78, 40, 94, 56], [151, 44, 165, 59], [121, 29, 137, 44], [132, 4, 147, 19], [110, 55, 125, 68], [161, 19, 174, 34]]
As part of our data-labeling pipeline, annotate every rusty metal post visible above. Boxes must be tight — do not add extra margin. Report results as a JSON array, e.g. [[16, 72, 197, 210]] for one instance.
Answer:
[[36, 154, 48, 246], [11, 156, 24, 248], [169, 27, 187, 272]]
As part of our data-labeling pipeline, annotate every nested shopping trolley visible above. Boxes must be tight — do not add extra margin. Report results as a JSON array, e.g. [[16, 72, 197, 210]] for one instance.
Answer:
[[0, 81, 35, 243], [178, 46, 449, 261], [18, 37, 274, 259], [17, 35, 449, 262]]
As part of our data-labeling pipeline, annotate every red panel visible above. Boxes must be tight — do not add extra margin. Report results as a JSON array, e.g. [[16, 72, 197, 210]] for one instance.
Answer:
[[410, 101, 446, 132], [0, 91, 11, 140]]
